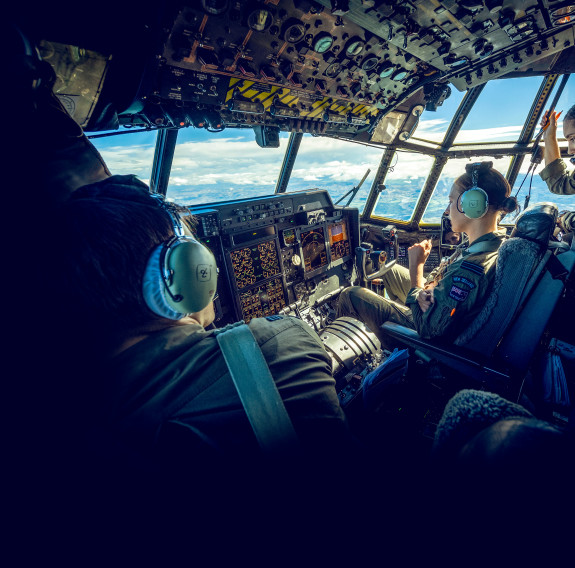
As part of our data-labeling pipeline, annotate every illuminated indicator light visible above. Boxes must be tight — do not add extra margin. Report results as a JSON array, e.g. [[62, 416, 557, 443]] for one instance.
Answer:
[[554, 13, 573, 24], [450, 308, 456, 317]]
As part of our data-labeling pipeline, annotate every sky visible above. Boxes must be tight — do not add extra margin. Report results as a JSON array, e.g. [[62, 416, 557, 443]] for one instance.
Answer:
[[90, 74, 575, 223]]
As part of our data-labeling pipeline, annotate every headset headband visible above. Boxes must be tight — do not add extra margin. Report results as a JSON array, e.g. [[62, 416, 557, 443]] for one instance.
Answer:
[[470, 162, 480, 187], [150, 193, 185, 237]]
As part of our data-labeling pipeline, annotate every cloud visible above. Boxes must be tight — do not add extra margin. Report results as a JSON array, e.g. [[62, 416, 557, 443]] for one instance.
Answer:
[[90, 123, 575, 215], [455, 125, 523, 143], [96, 145, 155, 184]]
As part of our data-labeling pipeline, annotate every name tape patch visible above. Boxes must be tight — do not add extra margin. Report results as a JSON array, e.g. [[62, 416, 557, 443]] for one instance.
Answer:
[[452, 275, 476, 289], [449, 285, 469, 302]]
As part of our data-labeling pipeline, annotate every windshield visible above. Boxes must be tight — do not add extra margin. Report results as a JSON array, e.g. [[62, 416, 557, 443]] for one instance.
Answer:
[[371, 152, 436, 222], [89, 130, 157, 184], [414, 88, 466, 145], [285, 134, 385, 212], [167, 128, 287, 205], [88, 74, 574, 221], [452, 76, 544, 145], [421, 155, 513, 224]]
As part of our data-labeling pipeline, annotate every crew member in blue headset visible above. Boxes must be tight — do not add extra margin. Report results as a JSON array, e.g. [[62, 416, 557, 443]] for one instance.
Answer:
[[51, 175, 350, 460], [337, 162, 519, 343], [539, 104, 575, 232]]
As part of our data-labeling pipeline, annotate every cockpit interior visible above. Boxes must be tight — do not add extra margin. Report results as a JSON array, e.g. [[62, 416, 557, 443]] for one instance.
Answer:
[[8, 0, 575, 462]]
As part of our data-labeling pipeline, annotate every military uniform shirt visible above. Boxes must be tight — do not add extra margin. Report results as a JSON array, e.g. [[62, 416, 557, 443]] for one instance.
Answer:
[[90, 315, 349, 457], [405, 230, 506, 341], [540, 158, 575, 195]]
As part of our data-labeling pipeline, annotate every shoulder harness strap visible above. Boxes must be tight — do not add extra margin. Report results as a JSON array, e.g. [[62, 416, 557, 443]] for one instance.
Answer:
[[214, 321, 300, 455]]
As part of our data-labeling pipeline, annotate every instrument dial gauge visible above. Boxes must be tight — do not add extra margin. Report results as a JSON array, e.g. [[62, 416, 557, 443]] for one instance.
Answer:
[[247, 9, 273, 32], [391, 68, 408, 81], [324, 61, 342, 78], [378, 63, 396, 78], [201, 0, 229, 15], [345, 37, 365, 57], [283, 21, 306, 43], [313, 33, 334, 54], [361, 55, 379, 72]]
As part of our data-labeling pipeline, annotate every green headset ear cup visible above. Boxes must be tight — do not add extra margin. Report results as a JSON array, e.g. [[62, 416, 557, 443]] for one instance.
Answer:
[[460, 187, 489, 219], [164, 238, 218, 314]]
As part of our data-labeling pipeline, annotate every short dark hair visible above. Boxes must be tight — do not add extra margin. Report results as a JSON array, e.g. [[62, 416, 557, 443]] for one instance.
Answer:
[[53, 175, 175, 335], [455, 161, 518, 215], [565, 104, 575, 123]]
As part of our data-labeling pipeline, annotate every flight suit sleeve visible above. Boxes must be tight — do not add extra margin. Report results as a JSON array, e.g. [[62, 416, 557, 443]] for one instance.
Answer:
[[540, 159, 575, 195], [405, 260, 484, 340]]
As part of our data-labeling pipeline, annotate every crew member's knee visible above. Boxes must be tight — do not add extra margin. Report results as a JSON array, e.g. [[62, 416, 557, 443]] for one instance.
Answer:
[[337, 285, 362, 315]]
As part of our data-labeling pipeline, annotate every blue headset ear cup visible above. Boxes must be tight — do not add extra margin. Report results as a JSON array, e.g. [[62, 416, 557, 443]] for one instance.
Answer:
[[142, 245, 186, 320], [460, 187, 489, 219]]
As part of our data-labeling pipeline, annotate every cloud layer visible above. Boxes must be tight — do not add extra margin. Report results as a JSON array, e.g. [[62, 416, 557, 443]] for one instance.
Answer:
[[93, 123, 575, 221]]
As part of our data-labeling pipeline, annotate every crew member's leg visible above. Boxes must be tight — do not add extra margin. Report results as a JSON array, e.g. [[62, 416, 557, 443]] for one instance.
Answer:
[[337, 286, 414, 344], [380, 264, 412, 304]]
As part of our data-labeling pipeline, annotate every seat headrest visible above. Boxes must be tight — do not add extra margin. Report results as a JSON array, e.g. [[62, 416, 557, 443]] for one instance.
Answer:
[[510, 202, 558, 246]]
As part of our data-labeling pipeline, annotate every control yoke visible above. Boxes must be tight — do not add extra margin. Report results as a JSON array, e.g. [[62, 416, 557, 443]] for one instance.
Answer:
[[364, 250, 397, 280], [356, 248, 397, 281], [356, 224, 399, 282]]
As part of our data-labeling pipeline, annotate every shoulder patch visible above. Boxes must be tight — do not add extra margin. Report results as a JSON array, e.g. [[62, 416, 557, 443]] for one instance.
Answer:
[[461, 260, 484, 276], [449, 285, 469, 302], [452, 275, 476, 289]]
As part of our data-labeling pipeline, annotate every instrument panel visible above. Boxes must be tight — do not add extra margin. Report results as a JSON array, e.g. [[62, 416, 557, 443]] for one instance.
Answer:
[[230, 239, 282, 290], [187, 189, 458, 326], [189, 189, 359, 325]]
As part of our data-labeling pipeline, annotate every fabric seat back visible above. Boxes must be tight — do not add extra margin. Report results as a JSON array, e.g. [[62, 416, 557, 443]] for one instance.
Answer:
[[453, 203, 559, 356]]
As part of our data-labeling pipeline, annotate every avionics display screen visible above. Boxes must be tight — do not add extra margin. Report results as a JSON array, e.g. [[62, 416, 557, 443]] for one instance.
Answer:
[[328, 220, 351, 261], [230, 239, 281, 290], [300, 227, 328, 273]]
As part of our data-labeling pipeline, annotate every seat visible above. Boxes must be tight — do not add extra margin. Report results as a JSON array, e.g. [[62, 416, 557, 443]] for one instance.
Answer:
[[380, 203, 575, 400]]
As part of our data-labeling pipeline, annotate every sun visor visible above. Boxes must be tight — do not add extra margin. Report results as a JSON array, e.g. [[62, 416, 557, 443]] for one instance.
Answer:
[[369, 111, 407, 144], [38, 40, 111, 129]]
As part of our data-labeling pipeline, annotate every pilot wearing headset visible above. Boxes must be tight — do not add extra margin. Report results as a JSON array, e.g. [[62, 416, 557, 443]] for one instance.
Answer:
[[337, 162, 519, 344], [51, 175, 349, 460], [540, 104, 575, 233]]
